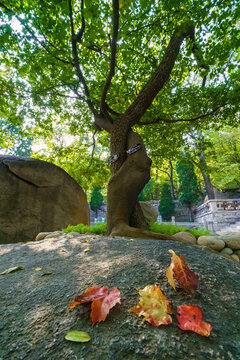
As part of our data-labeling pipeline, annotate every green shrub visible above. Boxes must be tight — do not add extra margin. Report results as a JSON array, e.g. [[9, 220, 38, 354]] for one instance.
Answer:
[[62, 223, 107, 235], [149, 222, 210, 237]]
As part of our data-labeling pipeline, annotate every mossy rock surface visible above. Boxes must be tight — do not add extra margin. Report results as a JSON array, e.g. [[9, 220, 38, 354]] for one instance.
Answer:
[[0, 233, 239, 360]]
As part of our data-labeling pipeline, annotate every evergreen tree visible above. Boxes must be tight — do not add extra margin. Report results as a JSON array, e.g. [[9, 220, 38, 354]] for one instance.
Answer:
[[176, 158, 201, 221], [158, 182, 175, 221], [90, 187, 103, 216]]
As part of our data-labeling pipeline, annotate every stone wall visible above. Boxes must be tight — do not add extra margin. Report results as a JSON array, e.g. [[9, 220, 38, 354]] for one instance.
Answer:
[[193, 199, 240, 232]]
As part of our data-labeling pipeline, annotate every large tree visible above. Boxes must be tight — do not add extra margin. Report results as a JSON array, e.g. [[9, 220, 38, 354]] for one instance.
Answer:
[[0, 0, 239, 240]]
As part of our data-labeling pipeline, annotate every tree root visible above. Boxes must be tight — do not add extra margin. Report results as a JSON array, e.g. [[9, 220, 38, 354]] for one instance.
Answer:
[[110, 223, 194, 245]]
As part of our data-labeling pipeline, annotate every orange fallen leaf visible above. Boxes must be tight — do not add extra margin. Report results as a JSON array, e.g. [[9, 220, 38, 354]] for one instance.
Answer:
[[91, 287, 121, 325], [177, 304, 213, 337], [68, 286, 109, 309], [166, 250, 199, 294], [68, 286, 121, 325], [129, 285, 173, 326]]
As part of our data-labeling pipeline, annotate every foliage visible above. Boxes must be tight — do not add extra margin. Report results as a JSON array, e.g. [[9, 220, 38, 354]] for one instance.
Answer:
[[138, 178, 160, 201], [62, 222, 107, 235], [90, 187, 104, 214], [149, 222, 210, 237], [176, 157, 201, 208], [166, 249, 199, 294], [206, 127, 240, 190], [0, 119, 32, 156], [158, 182, 175, 221]]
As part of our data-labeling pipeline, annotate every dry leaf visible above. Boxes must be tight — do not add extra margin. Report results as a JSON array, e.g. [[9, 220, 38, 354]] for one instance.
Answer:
[[83, 239, 89, 242], [1, 266, 23, 275], [41, 272, 52, 276], [130, 238, 136, 241], [177, 304, 213, 336], [68, 286, 109, 309], [91, 288, 121, 325], [84, 246, 91, 252], [68, 286, 121, 325], [166, 250, 199, 294], [129, 285, 173, 326], [34, 267, 42, 271], [65, 330, 91, 342]]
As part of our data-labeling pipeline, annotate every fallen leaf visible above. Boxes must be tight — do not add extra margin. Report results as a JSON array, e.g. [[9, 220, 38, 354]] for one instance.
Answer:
[[166, 250, 199, 294], [65, 330, 91, 342], [129, 285, 173, 326], [1, 266, 23, 275], [83, 239, 89, 242], [34, 267, 42, 271], [84, 246, 91, 252], [41, 272, 52, 276], [91, 287, 121, 325], [177, 304, 213, 336], [68, 286, 109, 309], [130, 238, 136, 241], [68, 286, 121, 325]]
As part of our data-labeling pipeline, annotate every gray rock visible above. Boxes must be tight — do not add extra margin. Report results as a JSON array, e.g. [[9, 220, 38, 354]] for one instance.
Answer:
[[197, 236, 225, 251], [44, 231, 65, 239], [139, 202, 158, 223], [220, 234, 240, 250], [0, 235, 239, 360], [0, 155, 90, 244], [173, 232, 196, 245], [220, 247, 233, 255]]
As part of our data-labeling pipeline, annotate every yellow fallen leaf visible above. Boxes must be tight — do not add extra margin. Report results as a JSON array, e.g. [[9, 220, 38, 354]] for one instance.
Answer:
[[84, 246, 91, 252], [65, 331, 91, 343], [34, 267, 42, 271], [83, 239, 89, 242], [1, 266, 23, 275], [130, 238, 136, 241]]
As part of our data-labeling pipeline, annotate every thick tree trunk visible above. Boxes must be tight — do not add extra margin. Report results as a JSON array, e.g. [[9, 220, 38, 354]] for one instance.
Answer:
[[106, 126, 192, 244], [201, 170, 215, 200]]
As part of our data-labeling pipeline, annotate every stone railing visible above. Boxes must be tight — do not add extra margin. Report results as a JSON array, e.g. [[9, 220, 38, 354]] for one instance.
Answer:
[[193, 199, 240, 233]]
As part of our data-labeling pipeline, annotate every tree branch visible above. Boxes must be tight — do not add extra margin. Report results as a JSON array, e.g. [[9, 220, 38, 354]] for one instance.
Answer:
[[100, 0, 119, 114], [122, 23, 198, 126], [138, 105, 225, 125], [68, 0, 97, 116]]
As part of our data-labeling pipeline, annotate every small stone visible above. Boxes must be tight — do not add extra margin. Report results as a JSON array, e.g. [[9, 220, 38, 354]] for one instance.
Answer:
[[44, 231, 65, 239], [234, 250, 240, 257], [220, 247, 233, 255], [35, 232, 51, 241], [220, 234, 240, 250], [197, 236, 225, 251], [173, 232, 196, 245], [231, 254, 239, 262]]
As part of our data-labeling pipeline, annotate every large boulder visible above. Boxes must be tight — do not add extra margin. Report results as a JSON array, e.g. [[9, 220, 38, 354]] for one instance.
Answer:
[[139, 201, 159, 223], [0, 155, 90, 244], [0, 235, 239, 360]]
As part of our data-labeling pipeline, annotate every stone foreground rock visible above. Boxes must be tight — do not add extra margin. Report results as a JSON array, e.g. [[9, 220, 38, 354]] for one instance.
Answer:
[[0, 234, 239, 360], [0, 155, 90, 244]]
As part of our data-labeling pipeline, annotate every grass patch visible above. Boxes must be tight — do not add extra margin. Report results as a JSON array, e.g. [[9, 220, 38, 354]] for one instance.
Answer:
[[149, 222, 210, 238], [62, 222, 210, 238], [62, 223, 107, 235]]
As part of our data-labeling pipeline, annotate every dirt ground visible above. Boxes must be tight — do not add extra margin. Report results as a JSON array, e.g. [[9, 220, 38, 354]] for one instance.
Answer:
[[0, 233, 239, 360]]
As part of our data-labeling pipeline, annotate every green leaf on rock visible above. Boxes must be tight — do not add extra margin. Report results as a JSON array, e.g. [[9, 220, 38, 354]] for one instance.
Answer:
[[65, 331, 91, 343], [1, 266, 23, 275]]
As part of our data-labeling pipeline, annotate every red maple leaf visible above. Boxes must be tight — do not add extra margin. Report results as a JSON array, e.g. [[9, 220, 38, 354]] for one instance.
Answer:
[[177, 304, 213, 336]]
